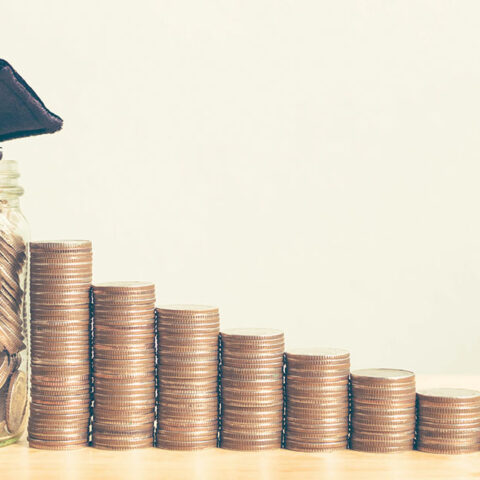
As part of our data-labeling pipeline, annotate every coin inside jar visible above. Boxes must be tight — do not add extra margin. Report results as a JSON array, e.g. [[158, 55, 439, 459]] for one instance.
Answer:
[[5, 371, 27, 434], [0, 187, 28, 444]]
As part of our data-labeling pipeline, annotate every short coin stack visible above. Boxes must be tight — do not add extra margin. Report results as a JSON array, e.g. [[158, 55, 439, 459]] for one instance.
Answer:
[[92, 282, 155, 450], [156, 305, 220, 450], [28, 240, 92, 450], [416, 388, 480, 454], [350, 368, 416, 452], [220, 328, 284, 450], [284, 347, 350, 451]]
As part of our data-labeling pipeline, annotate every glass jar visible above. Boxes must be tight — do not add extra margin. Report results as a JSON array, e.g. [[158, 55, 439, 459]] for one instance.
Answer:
[[0, 155, 29, 447]]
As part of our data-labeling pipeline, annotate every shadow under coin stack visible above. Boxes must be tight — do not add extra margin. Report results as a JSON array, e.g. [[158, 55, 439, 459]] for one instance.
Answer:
[[350, 368, 416, 452], [219, 328, 284, 450], [28, 240, 92, 450], [156, 305, 220, 450], [92, 282, 155, 450], [284, 347, 350, 452], [416, 388, 480, 454]]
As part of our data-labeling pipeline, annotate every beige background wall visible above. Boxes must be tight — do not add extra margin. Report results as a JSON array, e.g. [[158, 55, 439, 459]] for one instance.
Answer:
[[2, 1, 480, 372]]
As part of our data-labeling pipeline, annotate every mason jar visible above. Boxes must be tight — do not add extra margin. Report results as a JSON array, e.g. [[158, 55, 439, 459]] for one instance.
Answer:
[[0, 154, 29, 447]]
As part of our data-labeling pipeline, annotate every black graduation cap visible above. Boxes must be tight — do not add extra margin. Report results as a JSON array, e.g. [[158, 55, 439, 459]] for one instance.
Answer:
[[0, 59, 63, 142]]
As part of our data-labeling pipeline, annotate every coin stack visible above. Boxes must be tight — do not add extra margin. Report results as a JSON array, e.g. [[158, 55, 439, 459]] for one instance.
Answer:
[[350, 368, 416, 452], [28, 240, 92, 450], [284, 347, 350, 452], [92, 282, 155, 450], [0, 225, 27, 357], [219, 328, 284, 450], [416, 388, 480, 454], [156, 305, 220, 450]]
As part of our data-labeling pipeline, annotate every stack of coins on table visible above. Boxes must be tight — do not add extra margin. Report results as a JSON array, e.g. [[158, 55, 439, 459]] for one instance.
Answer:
[[92, 282, 155, 450], [284, 347, 350, 451], [156, 305, 220, 450], [28, 240, 92, 450], [219, 328, 284, 450], [350, 368, 416, 452], [416, 388, 480, 454]]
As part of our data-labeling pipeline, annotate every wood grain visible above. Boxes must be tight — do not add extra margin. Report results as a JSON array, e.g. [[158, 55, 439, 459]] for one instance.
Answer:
[[0, 375, 478, 480]]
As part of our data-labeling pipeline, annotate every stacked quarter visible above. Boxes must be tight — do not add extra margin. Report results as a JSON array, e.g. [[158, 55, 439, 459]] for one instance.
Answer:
[[220, 328, 284, 451], [92, 282, 155, 450], [156, 305, 220, 450], [416, 388, 480, 454], [350, 368, 416, 452], [285, 347, 350, 452], [28, 240, 92, 450]]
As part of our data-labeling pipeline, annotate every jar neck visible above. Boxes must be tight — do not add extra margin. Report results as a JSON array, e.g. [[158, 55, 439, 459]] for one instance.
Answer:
[[0, 158, 24, 204]]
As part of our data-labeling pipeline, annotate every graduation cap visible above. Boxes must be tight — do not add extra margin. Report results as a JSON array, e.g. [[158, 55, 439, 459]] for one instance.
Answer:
[[0, 59, 63, 143]]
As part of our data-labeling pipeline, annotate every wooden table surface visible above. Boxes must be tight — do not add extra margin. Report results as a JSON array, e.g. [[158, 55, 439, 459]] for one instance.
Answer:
[[1, 375, 479, 480]]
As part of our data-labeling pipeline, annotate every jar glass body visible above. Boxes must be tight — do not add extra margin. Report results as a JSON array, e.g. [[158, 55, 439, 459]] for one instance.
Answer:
[[0, 159, 29, 447]]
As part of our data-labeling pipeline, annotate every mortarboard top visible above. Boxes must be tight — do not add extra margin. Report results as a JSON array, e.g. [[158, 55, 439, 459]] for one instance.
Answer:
[[0, 59, 63, 143]]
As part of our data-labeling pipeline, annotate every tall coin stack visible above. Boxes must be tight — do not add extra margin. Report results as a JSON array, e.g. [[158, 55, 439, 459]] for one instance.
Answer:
[[284, 347, 350, 452], [92, 282, 155, 450], [28, 240, 92, 450], [156, 305, 220, 450], [350, 368, 416, 452], [416, 388, 480, 454], [219, 328, 284, 451]]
